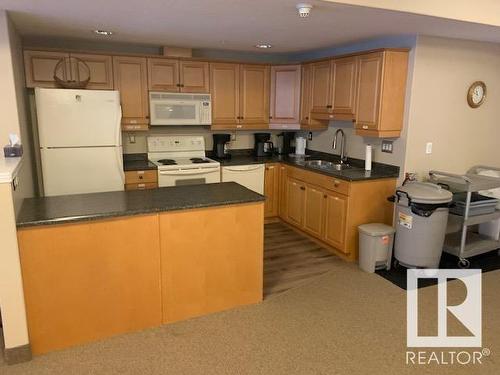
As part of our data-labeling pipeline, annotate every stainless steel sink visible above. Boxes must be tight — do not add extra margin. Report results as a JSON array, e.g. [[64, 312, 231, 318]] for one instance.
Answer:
[[305, 159, 351, 171]]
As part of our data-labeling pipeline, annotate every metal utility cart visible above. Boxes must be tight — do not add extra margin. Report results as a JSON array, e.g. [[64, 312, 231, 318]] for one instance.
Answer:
[[429, 166, 500, 268]]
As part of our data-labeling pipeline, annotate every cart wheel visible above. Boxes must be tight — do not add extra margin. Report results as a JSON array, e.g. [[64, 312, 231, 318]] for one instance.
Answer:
[[458, 259, 470, 269], [393, 259, 400, 269]]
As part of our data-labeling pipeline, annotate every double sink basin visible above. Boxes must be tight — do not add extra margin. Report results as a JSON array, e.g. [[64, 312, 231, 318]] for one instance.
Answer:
[[304, 159, 356, 172]]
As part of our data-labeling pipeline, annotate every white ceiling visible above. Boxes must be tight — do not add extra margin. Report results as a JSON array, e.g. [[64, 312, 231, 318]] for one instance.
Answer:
[[1, 0, 500, 53]]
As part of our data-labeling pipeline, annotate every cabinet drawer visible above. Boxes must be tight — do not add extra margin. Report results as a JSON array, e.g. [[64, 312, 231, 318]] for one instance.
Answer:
[[125, 182, 158, 191], [286, 165, 349, 196], [125, 170, 158, 184]]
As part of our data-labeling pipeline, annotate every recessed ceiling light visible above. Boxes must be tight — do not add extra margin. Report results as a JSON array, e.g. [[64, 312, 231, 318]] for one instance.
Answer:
[[255, 43, 272, 49], [93, 29, 114, 36]]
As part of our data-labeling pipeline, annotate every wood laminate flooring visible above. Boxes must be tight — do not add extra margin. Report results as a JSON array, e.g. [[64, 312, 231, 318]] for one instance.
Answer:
[[264, 222, 340, 298]]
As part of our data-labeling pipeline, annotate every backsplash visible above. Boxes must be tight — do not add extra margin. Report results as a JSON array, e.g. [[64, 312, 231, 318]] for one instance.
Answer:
[[122, 127, 285, 154]]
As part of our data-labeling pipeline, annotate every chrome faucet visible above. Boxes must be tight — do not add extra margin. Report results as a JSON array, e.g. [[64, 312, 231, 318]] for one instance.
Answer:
[[332, 129, 347, 163]]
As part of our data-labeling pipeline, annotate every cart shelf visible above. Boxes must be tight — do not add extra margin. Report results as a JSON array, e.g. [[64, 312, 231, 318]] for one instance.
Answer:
[[444, 231, 500, 258], [449, 210, 500, 226]]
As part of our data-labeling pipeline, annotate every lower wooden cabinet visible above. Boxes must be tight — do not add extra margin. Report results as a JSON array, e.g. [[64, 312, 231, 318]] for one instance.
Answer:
[[124, 170, 158, 190], [303, 184, 325, 238], [323, 191, 348, 250], [264, 163, 279, 217], [285, 177, 305, 227], [279, 164, 395, 260]]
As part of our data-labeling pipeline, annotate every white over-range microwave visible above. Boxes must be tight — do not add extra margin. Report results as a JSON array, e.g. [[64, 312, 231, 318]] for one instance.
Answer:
[[149, 92, 211, 125]]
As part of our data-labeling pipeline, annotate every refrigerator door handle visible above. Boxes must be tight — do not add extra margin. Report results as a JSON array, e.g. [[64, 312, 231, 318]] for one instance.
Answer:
[[116, 146, 125, 184], [116, 105, 123, 147]]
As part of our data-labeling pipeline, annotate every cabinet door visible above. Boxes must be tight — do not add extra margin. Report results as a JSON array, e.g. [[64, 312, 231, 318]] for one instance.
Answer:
[[270, 65, 301, 124], [24, 50, 70, 88], [239, 64, 270, 127], [323, 191, 348, 251], [310, 60, 332, 114], [180, 60, 209, 93], [332, 56, 358, 117], [264, 164, 279, 218], [303, 184, 325, 238], [355, 52, 383, 130], [147, 58, 179, 92], [278, 164, 288, 220], [285, 177, 305, 227], [70, 53, 113, 90], [210, 63, 240, 127], [299, 63, 312, 125], [113, 56, 149, 127]]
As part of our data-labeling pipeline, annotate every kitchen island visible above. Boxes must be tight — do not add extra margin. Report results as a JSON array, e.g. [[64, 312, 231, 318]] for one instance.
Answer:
[[16, 182, 265, 355]]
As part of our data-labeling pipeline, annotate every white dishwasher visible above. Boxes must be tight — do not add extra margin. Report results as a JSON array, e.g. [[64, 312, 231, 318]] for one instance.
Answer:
[[221, 164, 265, 194]]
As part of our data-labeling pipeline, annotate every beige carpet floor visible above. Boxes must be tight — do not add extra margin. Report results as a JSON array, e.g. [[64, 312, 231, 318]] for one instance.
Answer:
[[2, 260, 499, 374]]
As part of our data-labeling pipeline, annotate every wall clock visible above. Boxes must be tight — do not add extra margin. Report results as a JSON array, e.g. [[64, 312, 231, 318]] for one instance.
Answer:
[[467, 81, 486, 108]]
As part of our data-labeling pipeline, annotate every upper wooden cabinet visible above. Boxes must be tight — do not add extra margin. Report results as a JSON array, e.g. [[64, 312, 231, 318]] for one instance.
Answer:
[[210, 63, 240, 127], [210, 63, 270, 130], [300, 64, 327, 131], [147, 58, 209, 93], [179, 60, 210, 93], [147, 58, 179, 91], [355, 50, 408, 138], [331, 56, 358, 120], [239, 64, 270, 127], [269, 65, 301, 124], [310, 60, 333, 114], [24, 50, 113, 89], [113, 56, 149, 130], [24, 50, 70, 88]]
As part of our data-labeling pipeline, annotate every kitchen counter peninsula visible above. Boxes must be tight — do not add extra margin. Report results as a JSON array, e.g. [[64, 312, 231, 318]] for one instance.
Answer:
[[16, 182, 264, 355]]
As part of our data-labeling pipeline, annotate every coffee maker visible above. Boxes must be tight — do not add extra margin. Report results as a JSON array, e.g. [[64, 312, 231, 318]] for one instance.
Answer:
[[276, 132, 296, 155], [212, 134, 231, 159], [254, 133, 274, 157]]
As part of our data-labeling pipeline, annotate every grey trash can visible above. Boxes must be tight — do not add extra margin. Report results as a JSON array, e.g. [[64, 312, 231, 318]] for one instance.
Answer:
[[358, 223, 395, 273], [392, 182, 453, 268]]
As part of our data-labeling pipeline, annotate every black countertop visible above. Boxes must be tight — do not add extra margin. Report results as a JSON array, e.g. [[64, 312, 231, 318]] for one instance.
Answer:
[[123, 153, 157, 171], [17, 182, 265, 228], [210, 150, 400, 182]]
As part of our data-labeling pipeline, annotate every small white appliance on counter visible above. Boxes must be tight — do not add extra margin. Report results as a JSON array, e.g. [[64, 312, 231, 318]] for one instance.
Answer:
[[295, 136, 306, 155], [148, 135, 220, 187], [35, 88, 124, 196], [149, 92, 211, 125], [222, 164, 265, 194]]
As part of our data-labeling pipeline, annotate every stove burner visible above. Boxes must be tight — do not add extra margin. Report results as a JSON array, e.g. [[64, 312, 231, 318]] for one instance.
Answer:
[[190, 158, 210, 164], [157, 159, 177, 165]]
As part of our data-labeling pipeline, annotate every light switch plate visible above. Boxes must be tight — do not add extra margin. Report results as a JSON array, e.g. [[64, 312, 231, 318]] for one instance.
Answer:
[[381, 140, 393, 153], [426, 142, 433, 154]]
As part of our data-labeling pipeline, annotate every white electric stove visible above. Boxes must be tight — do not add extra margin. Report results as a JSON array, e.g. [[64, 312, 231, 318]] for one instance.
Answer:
[[148, 136, 220, 187]]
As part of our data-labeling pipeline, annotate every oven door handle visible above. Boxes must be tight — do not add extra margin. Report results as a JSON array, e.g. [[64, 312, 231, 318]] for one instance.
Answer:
[[159, 168, 220, 176]]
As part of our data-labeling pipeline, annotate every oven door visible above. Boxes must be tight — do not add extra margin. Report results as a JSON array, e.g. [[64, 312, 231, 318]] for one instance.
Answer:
[[158, 167, 221, 187], [150, 100, 201, 125]]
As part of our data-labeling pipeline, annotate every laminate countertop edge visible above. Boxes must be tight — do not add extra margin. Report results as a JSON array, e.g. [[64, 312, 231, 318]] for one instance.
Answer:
[[16, 182, 265, 228]]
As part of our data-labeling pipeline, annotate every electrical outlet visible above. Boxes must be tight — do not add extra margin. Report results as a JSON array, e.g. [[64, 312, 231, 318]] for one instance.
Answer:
[[12, 176, 19, 191], [231, 133, 237, 141], [381, 140, 393, 153], [426, 142, 433, 154], [308, 132, 313, 141]]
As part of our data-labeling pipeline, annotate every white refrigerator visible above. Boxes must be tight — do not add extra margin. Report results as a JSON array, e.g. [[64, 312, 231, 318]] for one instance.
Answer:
[[35, 88, 125, 196]]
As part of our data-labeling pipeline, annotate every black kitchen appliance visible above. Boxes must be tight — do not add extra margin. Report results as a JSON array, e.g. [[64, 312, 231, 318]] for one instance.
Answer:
[[212, 133, 231, 159], [276, 132, 295, 155], [254, 133, 274, 157]]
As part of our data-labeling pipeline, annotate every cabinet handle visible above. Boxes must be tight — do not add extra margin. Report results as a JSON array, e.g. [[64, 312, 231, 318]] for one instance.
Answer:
[[305, 116, 309, 120], [324, 194, 327, 198], [300, 186, 305, 191], [326, 105, 332, 109], [139, 175, 143, 179], [269, 116, 273, 119]]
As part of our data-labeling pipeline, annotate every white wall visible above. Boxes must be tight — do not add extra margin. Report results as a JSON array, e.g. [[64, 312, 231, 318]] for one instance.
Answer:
[[404, 35, 500, 178], [0, 9, 30, 351]]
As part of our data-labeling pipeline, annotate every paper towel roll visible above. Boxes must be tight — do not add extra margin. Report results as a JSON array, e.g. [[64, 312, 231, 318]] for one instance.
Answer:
[[365, 144, 372, 171]]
